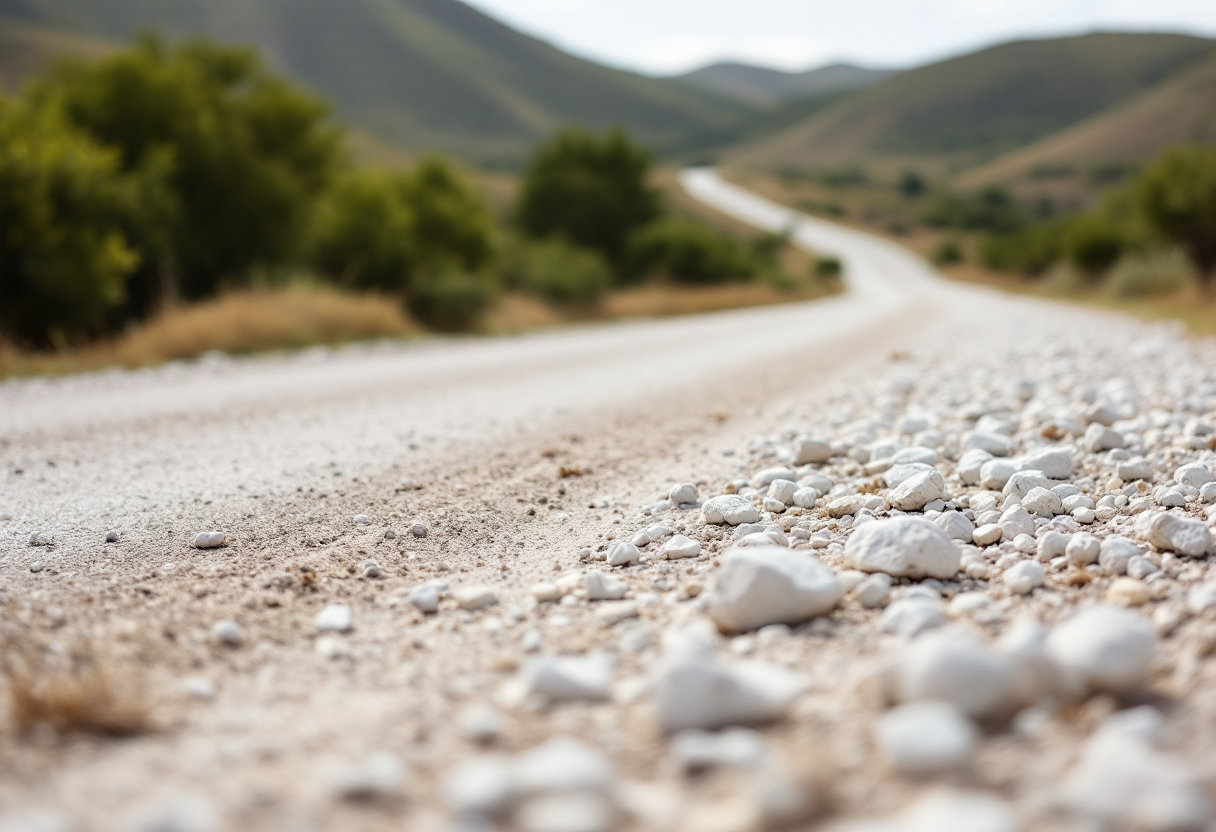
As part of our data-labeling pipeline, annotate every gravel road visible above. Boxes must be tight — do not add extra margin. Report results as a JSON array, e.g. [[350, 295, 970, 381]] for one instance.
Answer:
[[2, 171, 1215, 832]]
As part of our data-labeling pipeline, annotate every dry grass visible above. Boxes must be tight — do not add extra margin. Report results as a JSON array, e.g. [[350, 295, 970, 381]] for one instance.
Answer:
[[3, 640, 153, 737], [599, 282, 835, 318], [1, 285, 417, 378]]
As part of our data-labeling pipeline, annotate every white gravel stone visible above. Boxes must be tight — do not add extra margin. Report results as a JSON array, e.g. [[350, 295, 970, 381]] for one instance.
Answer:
[[315, 604, 354, 633], [880, 598, 947, 637], [856, 574, 892, 608], [670, 727, 768, 773], [1137, 511, 1211, 557], [353, 514, 372, 525], [957, 449, 994, 485], [1003, 561, 1045, 595], [845, 517, 960, 580], [192, 531, 228, 549], [517, 793, 615, 832], [410, 584, 441, 613], [668, 483, 699, 505], [1085, 423, 1125, 452], [792, 488, 821, 508], [1046, 605, 1157, 694], [606, 542, 641, 566], [767, 479, 798, 506], [1066, 532, 1101, 567], [1004, 469, 1050, 499], [653, 653, 807, 732], [889, 470, 947, 511], [211, 620, 243, 647], [444, 757, 514, 817], [660, 534, 701, 560], [972, 524, 1003, 546], [874, 701, 979, 777], [584, 572, 628, 601], [708, 546, 843, 633], [964, 431, 1016, 456], [521, 654, 613, 702], [1116, 458, 1154, 481], [1062, 707, 1214, 832], [791, 436, 833, 465], [1174, 462, 1214, 490], [1022, 487, 1063, 517], [1098, 537, 1139, 575], [460, 705, 505, 744], [998, 505, 1034, 540], [703, 495, 761, 526], [934, 511, 975, 542], [1037, 530, 1069, 561], [894, 629, 1020, 720], [455, 587, 499, 611], [751, 467, 797, 488], [884, 462, 934, 488], [1018, 447, 1073, 480]]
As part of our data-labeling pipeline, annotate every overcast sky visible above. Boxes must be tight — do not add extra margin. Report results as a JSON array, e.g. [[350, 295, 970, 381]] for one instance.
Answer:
[[461, 0, 1216, 75]]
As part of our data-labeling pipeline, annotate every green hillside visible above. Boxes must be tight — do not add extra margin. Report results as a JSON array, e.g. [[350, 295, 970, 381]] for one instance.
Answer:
[[961, 49, 1216, 189], [0, 0, 753, 164], [729, 32, 1216, 174], [674, 61, 891, 106]]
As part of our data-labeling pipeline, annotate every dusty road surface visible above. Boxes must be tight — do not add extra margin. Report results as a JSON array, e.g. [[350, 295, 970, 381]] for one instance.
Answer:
[[2, 171, 1215, 832]]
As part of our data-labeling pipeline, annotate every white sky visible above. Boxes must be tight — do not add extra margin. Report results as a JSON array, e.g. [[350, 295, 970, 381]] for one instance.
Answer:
[[460, 0, 1216, 74]]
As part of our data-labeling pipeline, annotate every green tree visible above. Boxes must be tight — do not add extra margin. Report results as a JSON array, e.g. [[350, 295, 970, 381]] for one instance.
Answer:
[[311, 157, 495, 295], [0, 99, 138, 345], [516, 129, 661, 269], [502, 237, 612, 306], [1063, 214, 1125, 279], [627, 217, 759, 285], [1134, 145, 1216, 293], [32, 34, 342, 302]]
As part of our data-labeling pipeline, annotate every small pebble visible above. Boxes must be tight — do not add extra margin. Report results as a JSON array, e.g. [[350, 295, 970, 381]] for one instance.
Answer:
[[315, 604, 354, 633]]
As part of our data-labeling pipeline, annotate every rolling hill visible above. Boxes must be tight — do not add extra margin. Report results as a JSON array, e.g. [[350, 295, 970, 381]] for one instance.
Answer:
[[0, 0, 754, 164], [674, 61, 892, 106], [960, 49, 1216, 188], [0, 15, 112, 92], [728, 32, 1216, 175]]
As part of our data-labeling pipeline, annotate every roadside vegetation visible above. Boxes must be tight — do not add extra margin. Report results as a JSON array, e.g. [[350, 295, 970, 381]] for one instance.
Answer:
[[0, 34, 838, 377], [730, 142, 1216, 331]]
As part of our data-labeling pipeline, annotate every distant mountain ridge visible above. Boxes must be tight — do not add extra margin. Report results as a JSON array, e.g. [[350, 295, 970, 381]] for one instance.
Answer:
[[0, 0, 754, 164], [674, 61, 893, 105], [728, 32, 1216, 174]]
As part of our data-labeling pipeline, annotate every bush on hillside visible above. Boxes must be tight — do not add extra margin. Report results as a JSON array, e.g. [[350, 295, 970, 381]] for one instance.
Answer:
[[626, 218, 762, 285], [503, 238, 613, 307], [1105, 249, 1196, 299], [1063, 214, 1126, 279], [311, 157, 495, 295], [980, 222, 1066, 276], [407, 270, 497, 332], [31, 33, 343, 304], [0, 100, 138, 345], [516, 128, 661, 269], [932, 239, 964, 265], [921, 186, 1026, 234], [1134, 145, 1216, 292]]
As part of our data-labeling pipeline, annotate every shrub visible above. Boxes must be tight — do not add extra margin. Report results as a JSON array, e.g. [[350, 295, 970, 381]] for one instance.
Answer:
[[0, 100, 138, 345], [516, 128, 661, 268], [627, 218, 759, 285], [981, 222, 1067, 276], [1105, 249, 1196, 299], [311, 157, 495, 299], [1063, 214, 1125, 279], [407, 271, 496, 332], [921, 186, 1026, 234], [932, 240, 964, 266], [506, 238, 612, 307], [814, 256, 843, 278], [1134, 145, 1216, 292]]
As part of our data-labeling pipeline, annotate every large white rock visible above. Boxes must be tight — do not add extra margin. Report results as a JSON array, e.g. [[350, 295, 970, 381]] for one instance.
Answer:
[[845, 517, 960, 580], [791, 436, 833, 465], [1003, 469, 1050, 499], [661, 534, 701, 560], [885, 462, 934, 489], [708, 546, 843, 633], [1062, 707, 1214, 832], [888, 470, 947, 511], [703, 495, 761, 526], [653, 655, 807, 733], [520, 654, 614, 702], [894, 629, 1020, 720], [1046, 605, 1157, 694], [957, 448, 994, 485], [998, 505, 1034, 540], [874, 701, 979, 777], [1018, 447, 1074, 480], [1021, 487, 1063, 517], [1174, 462, 1214, 490], [934, 511, 975, 542], [1136, 511, 1211, 557]]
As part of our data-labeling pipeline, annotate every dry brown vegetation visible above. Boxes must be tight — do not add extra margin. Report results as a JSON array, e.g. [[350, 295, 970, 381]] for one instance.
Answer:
[[1, 285, 417, 378], [3, 638, 153, 738]]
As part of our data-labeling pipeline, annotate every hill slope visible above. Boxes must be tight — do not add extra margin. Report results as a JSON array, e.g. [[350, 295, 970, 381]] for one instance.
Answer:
[[0, 0, 753, 163], [961, 49, 1216, 188], [728, 32, 1216, 173], [0, 16, 112, 92], [675, 61, 892, 105]]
